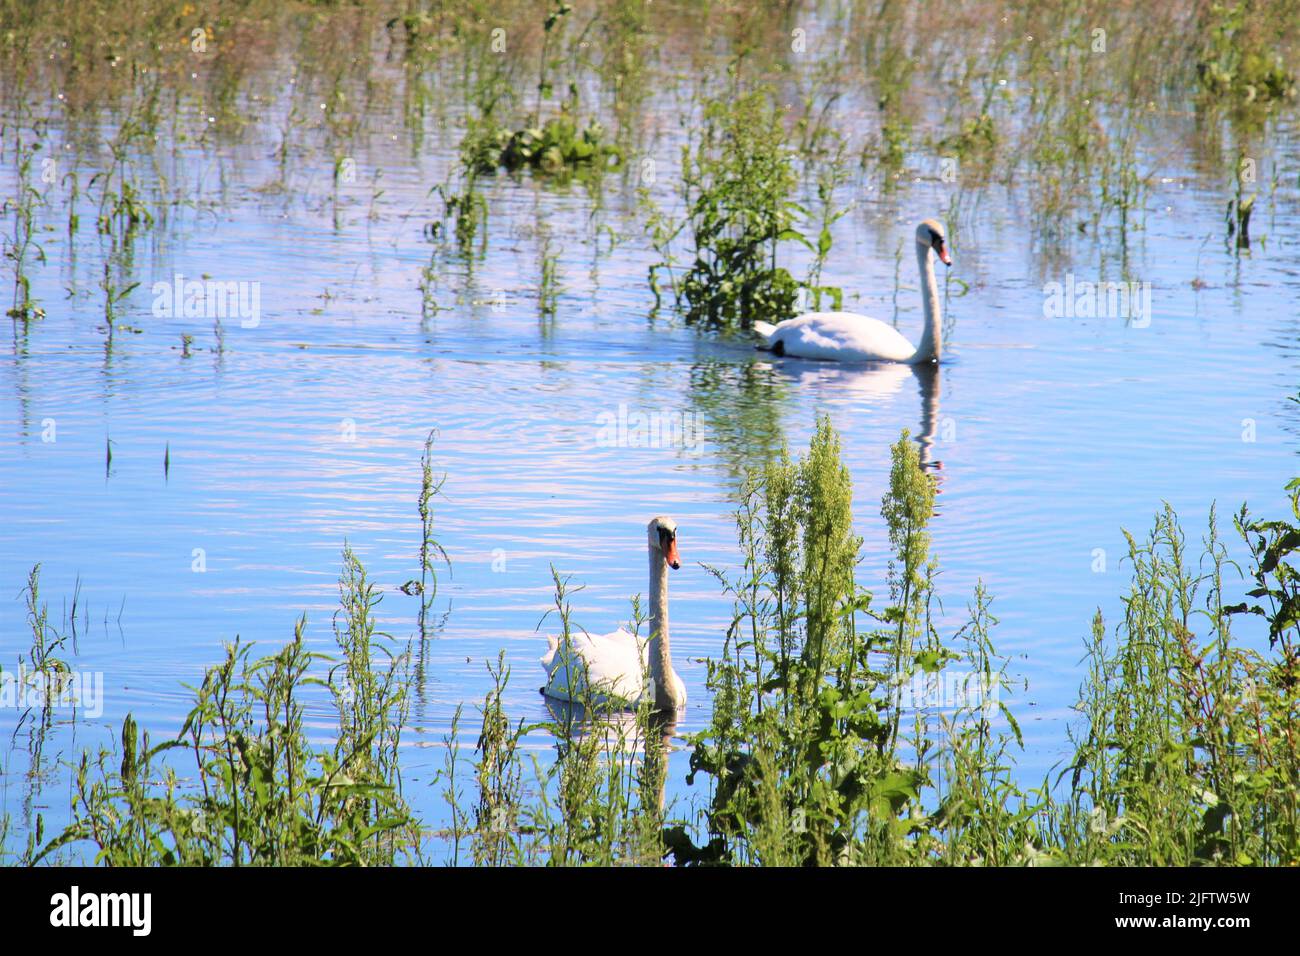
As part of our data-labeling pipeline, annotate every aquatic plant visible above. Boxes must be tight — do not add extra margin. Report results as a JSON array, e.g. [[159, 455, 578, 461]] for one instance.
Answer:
[[4, 0, 1300, 870], [669, 425, 1299, 867], [454, 1, 617, 182], [432, 177, 488, 259], [1196, 1, 1297, 103], [399, 431, 450, 639], [462, 113, 620, 177], [21, 424, 1300, 867], [675, 421, 1001, 864], [437, 569, 668, 867], [10, 565, 74, 816], [650, 89, 836, 330], [532, 0, 573, 124], [99, 262, 139, 348], [527, 572, 671, 867], [867, 39, 915, 182], [1062, 499, 1299, 865], [468, 651, 528, 866], [538, 232, 560, 327], [36, 549, 419, 866], [3, 124, 46, 323]]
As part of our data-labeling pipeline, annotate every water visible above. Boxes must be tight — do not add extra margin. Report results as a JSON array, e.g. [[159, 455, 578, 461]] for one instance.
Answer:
[[3, 25, 1299, 855]]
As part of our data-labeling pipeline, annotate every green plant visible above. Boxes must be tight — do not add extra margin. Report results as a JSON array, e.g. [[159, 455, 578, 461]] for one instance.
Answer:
[[538, 233, 560, 326], [679, 421, 991, 864], [100, 262, 139, 342], [935, 112, 997, 165], [869, 41, 915, 180], [21, 437, 1300, 867], [533, 1, 573, 123], [37, 550, 419, 866], [433, 179, 488, 258], [11, 565, 74, 800], [470, 652, 528, 866], [1197, 2, 1297, 103], [522, 571, 668, 866], [400, 431, 450, 638], [651, 89, 834, 330], [462, 112, 620, 177], [3, 128, 46, 323], [1062, 499, 1298, 865]]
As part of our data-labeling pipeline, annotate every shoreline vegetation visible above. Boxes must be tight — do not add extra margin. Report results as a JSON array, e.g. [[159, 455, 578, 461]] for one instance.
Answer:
[[4, 421, 1297, 866]]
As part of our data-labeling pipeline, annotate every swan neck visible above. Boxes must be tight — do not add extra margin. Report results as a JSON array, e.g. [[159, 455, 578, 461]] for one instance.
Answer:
[[648, 546, 673, 704], [914, 243, 941, 362]]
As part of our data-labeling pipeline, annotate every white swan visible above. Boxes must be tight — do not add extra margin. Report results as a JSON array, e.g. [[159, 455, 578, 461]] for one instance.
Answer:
[[752, 219, 952, 364], [540, 516, 687, 711]]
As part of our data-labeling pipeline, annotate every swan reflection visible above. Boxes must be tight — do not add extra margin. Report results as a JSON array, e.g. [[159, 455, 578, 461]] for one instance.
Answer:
[[541, 696, 679, 812], [762, 358, 945, 476]]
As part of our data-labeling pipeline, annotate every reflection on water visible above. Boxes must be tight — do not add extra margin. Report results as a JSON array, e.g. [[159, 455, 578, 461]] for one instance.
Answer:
[[765, 357, 945, 474], [541, 694, 679, 814], [912, 362, 943, 475], [686, 358, 791, 482], [768, 356, 913, 402], [541, 694, 680, 751]]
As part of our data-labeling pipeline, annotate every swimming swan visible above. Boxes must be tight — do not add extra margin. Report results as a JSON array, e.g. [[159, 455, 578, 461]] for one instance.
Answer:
[[540, 516, 687, 711], [752, 219, 952, 364]]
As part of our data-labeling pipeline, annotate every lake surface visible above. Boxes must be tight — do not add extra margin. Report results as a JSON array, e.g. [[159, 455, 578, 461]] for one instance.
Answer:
[[2, 13, 1299, 855]]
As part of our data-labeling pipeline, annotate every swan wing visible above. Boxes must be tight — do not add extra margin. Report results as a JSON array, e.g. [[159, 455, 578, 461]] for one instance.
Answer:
[[541, 627, 647, 705], [769, 312, 918, 363]]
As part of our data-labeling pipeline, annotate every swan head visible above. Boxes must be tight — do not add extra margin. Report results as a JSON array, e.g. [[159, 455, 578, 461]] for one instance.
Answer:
[[916, 219, 952, 267], [647, 516, 681, 570]]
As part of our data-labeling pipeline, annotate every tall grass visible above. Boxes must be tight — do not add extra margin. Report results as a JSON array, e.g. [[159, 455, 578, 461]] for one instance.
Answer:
[[1057, 499, 1298, 865], [34, 549, 419, 866], [675, 421, 1027, 864]]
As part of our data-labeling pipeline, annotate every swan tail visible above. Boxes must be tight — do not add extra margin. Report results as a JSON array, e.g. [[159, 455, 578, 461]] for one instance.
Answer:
[[540, 633, 560, 672], [752, 320, 777, 340]]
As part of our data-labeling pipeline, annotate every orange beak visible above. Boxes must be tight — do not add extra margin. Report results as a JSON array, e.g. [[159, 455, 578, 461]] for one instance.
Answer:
[[937, 244, 952, 266], [664, 537, 681, 570]]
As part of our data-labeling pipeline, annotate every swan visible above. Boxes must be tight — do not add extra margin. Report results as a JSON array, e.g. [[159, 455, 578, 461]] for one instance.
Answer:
[[540, 516, 687, 711], [752, 219, 952, 363]]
